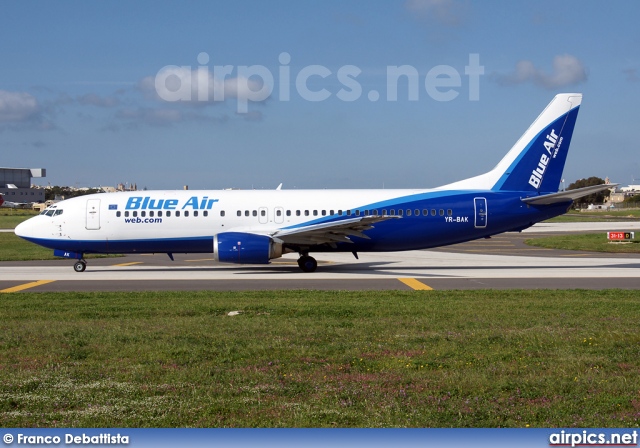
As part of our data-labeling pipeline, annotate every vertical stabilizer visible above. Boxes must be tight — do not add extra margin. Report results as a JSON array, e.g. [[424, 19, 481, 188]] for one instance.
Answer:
[[440, 94, 582, 193]]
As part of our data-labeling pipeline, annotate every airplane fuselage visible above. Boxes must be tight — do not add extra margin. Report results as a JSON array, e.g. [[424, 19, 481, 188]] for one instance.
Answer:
[[17, 188, 569, 255]]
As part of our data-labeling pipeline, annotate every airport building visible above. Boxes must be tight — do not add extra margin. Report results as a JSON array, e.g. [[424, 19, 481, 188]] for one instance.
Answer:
[[0, 167, 46, 203]]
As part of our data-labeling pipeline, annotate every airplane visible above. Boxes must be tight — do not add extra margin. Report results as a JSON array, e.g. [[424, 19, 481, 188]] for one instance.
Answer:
[[1, 199, 35, 209], [15, 93, 613, 273]]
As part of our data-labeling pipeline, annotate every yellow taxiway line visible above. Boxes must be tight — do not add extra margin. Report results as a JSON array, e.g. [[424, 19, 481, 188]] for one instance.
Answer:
[[0, 280, 56, 293], [398, 278, 433, 290]]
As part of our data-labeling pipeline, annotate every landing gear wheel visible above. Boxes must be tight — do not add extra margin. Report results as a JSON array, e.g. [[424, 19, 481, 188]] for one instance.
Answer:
[[73, 260, 87, 273], [297, 255, 318, 273]]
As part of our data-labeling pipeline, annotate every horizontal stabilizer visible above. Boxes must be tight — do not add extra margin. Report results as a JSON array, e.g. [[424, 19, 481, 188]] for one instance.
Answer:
[[521, 184, 616, 205]]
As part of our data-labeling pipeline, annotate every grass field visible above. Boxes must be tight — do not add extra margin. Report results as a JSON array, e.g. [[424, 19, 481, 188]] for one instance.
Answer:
[[525, 233, 640, 254], [546, 210, 640, 223], [0, 233, 120, 261], [1, 290, 640, 427], [0, 210, 38, 229]]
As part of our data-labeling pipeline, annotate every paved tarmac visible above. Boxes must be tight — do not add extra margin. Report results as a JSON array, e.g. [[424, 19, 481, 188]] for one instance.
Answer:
[[1, 222, 639, 292]]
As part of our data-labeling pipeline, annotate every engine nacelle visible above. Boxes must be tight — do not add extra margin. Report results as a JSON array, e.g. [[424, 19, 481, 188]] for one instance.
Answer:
[[213, 232, 283, 264]]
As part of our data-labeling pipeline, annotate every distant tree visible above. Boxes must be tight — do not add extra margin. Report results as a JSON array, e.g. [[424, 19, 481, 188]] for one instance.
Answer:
[[45, 187, 103, 201], [623, 193, 640, 203], [567, 176, 608, 206]]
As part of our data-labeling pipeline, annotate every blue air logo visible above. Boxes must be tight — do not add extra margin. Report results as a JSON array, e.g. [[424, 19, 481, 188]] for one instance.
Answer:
[[528, 129, 563, 189], [125, 196, 219, 210]]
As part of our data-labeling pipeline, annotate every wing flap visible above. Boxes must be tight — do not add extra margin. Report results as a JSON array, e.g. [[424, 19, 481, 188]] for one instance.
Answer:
[[272, 215, 399, 246]]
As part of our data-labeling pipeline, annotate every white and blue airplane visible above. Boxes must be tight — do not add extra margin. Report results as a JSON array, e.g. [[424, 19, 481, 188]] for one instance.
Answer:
[[15, 93, 612, 272]]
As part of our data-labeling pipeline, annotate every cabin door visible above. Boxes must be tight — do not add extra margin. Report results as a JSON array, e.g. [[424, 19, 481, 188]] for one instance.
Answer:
[[86, 199, 101, 230], [474, 197, 487, 228]]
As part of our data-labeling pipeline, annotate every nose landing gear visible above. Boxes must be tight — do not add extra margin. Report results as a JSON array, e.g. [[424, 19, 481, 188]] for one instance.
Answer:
[[73, 259, 87, 272]]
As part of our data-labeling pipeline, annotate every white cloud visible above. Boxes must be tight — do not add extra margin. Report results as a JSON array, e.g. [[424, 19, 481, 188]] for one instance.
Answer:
[[405, 0, 464, 26], [0, 90, 39, 122], [137, 66, 270, 105], [493, 54, 588, 89]]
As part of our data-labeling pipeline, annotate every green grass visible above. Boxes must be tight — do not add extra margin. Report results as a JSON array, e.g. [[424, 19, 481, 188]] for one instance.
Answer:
[[0, 233, 121, 261], [1, 290, 640, 427], [0, 233, 58, 261], [0, 210, 38, 229], [525, 233, 640, 253], [546, 209, 640, 223]]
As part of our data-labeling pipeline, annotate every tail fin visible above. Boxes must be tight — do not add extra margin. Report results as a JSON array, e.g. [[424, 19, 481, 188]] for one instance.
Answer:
[[440, 94, 582, 193]]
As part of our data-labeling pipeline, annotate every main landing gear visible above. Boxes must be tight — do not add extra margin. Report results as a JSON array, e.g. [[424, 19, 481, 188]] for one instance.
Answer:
[[297, 254, 318, 273], [73, 259, 87, 272]]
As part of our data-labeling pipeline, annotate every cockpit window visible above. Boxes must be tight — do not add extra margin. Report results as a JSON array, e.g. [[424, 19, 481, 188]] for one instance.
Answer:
[[54, 209, 63, 216], [45, 210, 56, 217]]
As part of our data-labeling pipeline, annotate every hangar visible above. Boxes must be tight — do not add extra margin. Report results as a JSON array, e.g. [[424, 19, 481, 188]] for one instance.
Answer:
[[0, 167, 46, 203]]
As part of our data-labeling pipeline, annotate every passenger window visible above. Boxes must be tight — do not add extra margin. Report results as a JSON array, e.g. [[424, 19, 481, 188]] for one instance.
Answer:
[[305, 210, 309, 216], [390, 209, 395, 215], [415, 209, 420, 216], [176, 211, 180, 217], [447, 209, 452, 216], [203, 211, 208, 217], [252, 210, 257, 217], [439, 209, 444, 216], [141, 211, 146, 217], [185, 211, 189, 217], [297, 210, 301, 216], [124, 211, 129, 217], [322, 210, 326, 216], [237, 210, 241, 217], [194, 210, 198, 217], [150, 211, 154, 217], [355, 210, 360, 216], [338, 210, 343, 215], [398, 209, 403, 216], [364, 210, 369, 216], [330, 210, 334, 215], [166, 211, 171, 217], [158, 211, 163, 217], [286, 210, 291, 216], [431, 209, 436, 216], [219, 211, 224, 217], [346, 210, 351, 216], [133, 211, 138, 217], [261, 210, 266, 217], [313, 210, 318, 216], [382, 209, 387, 215], [116, 211, 121, 217], [245, 210, 250, 217], [422, 209, 427, 216], [276, 210, 282, 216]]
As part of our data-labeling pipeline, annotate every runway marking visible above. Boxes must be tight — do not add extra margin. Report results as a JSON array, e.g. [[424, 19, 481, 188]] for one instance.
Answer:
[[1, 280, 56, 293], [398, 278, 433, 290], [184, 258, 215, 262], [113, 262, 144, 267]]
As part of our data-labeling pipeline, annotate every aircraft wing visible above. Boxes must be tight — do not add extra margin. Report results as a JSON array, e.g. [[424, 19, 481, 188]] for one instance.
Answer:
[[521, 184, 617, 205], [270, 215, 399, 246]]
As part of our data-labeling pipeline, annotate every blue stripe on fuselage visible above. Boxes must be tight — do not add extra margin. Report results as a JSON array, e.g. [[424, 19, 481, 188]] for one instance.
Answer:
[[28, 191, 570, 256]]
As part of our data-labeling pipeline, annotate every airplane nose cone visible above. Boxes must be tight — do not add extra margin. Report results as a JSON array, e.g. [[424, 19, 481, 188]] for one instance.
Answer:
[[14, 218, 32, 239]]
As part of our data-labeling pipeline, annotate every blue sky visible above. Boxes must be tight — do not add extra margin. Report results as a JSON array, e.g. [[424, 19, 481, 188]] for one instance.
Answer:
[[1, 0, 639, 190]]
